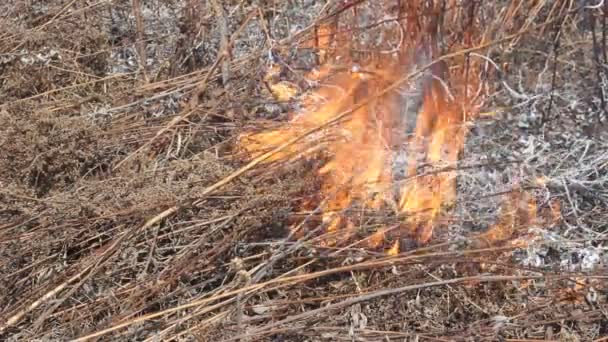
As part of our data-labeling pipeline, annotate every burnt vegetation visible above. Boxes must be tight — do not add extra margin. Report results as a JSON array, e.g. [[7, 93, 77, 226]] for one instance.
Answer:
[[0, 1, 607, 341]]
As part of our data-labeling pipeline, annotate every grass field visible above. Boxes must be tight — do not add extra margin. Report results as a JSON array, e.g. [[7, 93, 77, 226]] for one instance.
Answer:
[[1, 1, 607, 341]]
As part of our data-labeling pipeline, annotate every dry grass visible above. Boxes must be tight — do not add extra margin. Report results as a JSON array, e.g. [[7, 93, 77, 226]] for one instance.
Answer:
[[0, 1, 607, 341]]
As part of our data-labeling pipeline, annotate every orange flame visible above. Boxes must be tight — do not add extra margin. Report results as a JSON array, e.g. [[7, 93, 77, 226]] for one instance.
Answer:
[[477, 190, 538, 247], [238, 4, 534, 251], [239, 54, 480, 248]]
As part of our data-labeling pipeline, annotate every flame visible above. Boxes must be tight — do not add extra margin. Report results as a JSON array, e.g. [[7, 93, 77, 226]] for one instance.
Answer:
[[387, 240, 400, 256], [239, 55, 480, 248], [238, 4, 535, 251], [368, 229, 385, 249], [477, 190, 538, 247], [269, 82, 299, 102]]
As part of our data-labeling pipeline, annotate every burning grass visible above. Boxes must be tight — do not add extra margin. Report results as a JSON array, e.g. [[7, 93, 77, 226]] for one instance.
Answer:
[[237, 2, 530, 252], [1, 0, 607, 341]]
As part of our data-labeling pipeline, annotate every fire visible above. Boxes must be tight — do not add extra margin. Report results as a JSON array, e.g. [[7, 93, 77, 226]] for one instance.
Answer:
[[238, 3, 535, 251], [476, 190, 538, 247], [240, 56, 478, 249], [387, 240, 400, 256]]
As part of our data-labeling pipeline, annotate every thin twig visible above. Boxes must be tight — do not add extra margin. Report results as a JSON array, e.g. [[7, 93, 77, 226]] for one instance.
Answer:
[[131, 0, 149, 82], [210, 0, 231, 87], [542, 2, 569, 127], [225, 275, 568, 340]]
